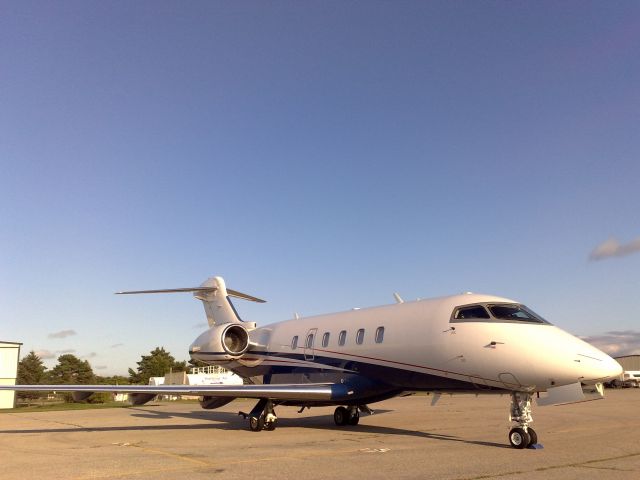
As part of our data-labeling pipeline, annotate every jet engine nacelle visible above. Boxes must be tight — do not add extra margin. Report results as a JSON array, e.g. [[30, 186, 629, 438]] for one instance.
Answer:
[[190, 323, 251, 361], [199, 396, 236, 409], [219, 323, 250, 357]]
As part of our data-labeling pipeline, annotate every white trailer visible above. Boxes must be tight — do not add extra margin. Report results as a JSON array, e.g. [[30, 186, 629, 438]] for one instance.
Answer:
[[610, 371, 640, 388], [621, 371, 640, 387]]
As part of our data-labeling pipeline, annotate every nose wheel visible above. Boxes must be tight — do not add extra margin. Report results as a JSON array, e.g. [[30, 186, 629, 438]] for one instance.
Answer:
[[508, 392, 541, 449]]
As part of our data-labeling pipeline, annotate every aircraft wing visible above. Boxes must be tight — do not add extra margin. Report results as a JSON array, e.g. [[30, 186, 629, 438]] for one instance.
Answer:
[[0, 383, 349, 402]]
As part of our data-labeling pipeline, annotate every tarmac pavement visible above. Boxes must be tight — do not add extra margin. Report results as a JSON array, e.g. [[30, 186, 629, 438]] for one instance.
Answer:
[[0, 389, 638, 480]]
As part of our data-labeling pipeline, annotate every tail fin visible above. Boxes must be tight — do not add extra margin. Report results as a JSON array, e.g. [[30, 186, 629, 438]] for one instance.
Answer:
[[116, 276, 265, 327], [193, 276, 265, 326]]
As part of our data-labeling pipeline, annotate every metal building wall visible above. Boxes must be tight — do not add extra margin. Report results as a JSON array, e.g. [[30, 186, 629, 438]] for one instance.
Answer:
[[0, 342, 22, 409], [615, 355, 640, 371]]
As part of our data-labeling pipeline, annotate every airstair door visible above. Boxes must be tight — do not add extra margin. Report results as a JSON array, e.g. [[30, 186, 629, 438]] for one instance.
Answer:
[[304, 328, 317, 361]]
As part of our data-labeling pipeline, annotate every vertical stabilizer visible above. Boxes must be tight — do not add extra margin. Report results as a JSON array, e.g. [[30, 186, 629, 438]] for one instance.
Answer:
[[194, 277, 242, 327]]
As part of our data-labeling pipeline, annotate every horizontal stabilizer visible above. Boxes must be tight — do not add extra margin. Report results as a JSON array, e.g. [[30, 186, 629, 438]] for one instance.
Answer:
[[116, 287, 214, 295], [116, 286, 266, 303], [226, 288, 267, 303], [116, 276, 264, 327]]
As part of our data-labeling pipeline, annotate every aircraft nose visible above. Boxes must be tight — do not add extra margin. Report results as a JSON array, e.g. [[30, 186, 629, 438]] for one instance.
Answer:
[[577, 349, 623, 383], [601, 354, 623, 381]]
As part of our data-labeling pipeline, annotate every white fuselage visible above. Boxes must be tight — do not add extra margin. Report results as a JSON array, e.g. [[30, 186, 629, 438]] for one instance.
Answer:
[[0, 280, 625, 444], [191, 293, 621, 395]]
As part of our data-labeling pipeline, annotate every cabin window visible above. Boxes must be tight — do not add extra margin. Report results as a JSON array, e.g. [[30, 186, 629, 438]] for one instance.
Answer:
[[338, 330, 347, 346], [291, 336, 298, 350], [453, 305, 490, 320], [305, 333, 315, 349], [375, 326, 385, 343], [322, 332, 330, 348], [356, 329, 365, 345]]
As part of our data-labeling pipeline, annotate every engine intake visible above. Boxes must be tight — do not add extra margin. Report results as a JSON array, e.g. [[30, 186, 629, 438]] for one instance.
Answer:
[[222, 324, 249, 356], [190, 323, 252, 361]]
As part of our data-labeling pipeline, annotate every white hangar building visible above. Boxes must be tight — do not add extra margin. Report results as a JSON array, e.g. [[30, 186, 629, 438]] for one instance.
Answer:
[[615, 355, 640, 371], [0, 341, 22, 409]]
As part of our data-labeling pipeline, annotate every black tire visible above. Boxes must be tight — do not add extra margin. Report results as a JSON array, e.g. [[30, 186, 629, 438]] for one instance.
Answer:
[[509, 427, 530, 449], [334, 406, 349, 426], [526, 427, 538, 447], [347, 411, 360, 425], [264, 419, 278, 431], [249, 416, 264, 432]]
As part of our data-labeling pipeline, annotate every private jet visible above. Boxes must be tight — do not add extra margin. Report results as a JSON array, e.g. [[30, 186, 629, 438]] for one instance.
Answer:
[[1, 276, 622, 449]]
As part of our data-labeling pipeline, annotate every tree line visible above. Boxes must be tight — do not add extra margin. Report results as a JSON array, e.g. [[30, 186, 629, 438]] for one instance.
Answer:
[[16, 347, 189, 402]]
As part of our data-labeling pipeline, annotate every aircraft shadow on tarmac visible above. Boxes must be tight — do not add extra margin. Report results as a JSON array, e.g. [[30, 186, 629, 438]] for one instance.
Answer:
[[0, 406, 509, 449]]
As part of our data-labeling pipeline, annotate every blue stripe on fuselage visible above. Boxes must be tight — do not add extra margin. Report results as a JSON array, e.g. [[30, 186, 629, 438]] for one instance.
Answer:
[[195, 350, 506, 395]]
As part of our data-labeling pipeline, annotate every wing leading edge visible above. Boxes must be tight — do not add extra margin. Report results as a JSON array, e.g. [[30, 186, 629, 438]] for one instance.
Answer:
[[0, 383, 348, 402]]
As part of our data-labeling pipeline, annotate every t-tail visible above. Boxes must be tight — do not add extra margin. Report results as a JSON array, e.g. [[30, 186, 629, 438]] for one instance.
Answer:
[[116, 276, 265, 326]]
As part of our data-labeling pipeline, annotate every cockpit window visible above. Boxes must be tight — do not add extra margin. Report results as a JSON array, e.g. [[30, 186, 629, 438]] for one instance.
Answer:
[[454, 305, 490, 320], [451, 303, 550, 324], [488, 304, 546, 323]]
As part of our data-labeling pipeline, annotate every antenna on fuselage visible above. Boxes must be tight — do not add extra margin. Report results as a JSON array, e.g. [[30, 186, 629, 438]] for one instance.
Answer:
[[393, 293, 404, 304]]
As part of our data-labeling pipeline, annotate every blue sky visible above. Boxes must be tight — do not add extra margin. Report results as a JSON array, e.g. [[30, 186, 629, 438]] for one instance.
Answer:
[[1, 1, 639, 375]]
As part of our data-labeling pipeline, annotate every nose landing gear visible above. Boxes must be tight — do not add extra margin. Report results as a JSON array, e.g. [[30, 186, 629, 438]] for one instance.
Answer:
[[508, 392, 540, 449]]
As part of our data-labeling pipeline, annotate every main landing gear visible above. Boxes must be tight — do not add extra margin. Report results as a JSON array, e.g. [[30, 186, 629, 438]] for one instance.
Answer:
[[240, 401, 372, 431], [333, 405, 372, 426], [508, 392, 539, 449], [239, 398, 278, 432]]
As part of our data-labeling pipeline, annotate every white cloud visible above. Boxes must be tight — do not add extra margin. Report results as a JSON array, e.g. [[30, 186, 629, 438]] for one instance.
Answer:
[[581, 330, 640, 356], [48, 329, 77, 339], [33, 349, 78, 360], [34, 349, 56, 359], [590, 237, 640, 261]]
